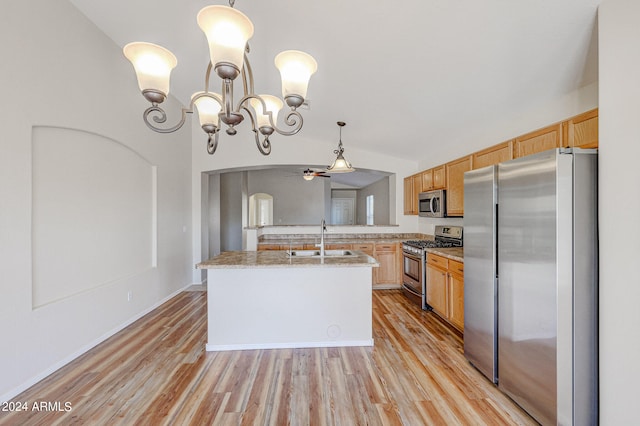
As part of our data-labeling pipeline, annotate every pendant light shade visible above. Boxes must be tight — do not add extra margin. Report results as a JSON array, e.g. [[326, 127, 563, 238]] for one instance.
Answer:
[[123, 42, 177, 101], [250, 95, 283, 132], [326, 121, 355, 173], [197, 5, 254, 80], [192, 92, 222, 128], [275, 50, 318, 108]]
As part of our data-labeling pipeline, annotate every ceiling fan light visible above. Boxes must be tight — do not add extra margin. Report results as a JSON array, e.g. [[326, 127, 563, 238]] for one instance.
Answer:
[[275, 50, 317, 106], [197, 5, 254, 79], [123, 42, 177, 97], [303, 174, 314, 181]]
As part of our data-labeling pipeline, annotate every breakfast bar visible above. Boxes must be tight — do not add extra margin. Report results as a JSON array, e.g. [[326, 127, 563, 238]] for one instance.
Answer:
[[196, 250, 379, 351]]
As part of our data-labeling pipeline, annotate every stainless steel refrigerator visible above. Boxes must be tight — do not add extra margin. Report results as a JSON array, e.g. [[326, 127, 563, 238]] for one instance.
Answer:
[[463, 148, 598, 426]]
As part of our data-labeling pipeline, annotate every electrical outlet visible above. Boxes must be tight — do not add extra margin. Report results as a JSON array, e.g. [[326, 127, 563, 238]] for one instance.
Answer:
[[127, 291, 132, 302]]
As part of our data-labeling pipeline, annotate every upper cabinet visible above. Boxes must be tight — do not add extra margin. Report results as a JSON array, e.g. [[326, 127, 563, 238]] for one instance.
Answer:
[[421, 169, 433, 191], [403, 109, 597, 216], [445, 155, 472, 217], [472, 140, 514, 169], [403, 176, 415, 215], [413, 174, 422, 207], [433, 165, 446, 189], [514, 123, 564, 158], [421, 165, 445, 191], [565, 108, 598, 149]]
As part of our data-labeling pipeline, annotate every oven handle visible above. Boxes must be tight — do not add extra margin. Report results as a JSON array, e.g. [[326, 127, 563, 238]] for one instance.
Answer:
[[402, 283, 423, 298]]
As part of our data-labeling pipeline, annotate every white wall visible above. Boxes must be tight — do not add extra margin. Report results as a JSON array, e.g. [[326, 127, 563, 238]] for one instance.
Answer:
[[598, 1, 640, 423], [0, 0, 192, 400], [356, 178, 390, 226], [248, 168, 327, 225]]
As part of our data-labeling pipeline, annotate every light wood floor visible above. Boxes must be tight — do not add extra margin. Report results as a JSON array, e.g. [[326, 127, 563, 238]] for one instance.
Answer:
[[0, 290, 536, 425]]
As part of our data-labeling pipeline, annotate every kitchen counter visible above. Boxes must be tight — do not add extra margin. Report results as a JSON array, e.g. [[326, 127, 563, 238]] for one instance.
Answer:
[[257, 232, 430, 246], [198, 250, 377, 352], [197, 250, 379, 269], [426, 247, 464, 262]]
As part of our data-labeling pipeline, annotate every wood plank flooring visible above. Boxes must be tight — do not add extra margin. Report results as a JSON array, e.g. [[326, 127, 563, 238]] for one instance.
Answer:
[[0, 290, 536, 425]]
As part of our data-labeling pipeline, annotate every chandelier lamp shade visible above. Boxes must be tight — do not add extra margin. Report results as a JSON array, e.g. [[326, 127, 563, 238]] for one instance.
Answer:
[[326, 121, 355, 173], [123, 1, 317, 156]]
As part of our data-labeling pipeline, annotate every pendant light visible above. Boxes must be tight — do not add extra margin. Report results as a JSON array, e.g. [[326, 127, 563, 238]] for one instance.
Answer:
[[326, 121, 355, 173]]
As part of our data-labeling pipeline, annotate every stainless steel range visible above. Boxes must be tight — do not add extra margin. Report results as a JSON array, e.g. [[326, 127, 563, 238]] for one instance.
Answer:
[[402, 225, 463, 309]]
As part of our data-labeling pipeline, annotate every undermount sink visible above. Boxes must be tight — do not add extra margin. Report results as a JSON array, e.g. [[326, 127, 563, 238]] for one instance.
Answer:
[[286, 249, 356, 257]]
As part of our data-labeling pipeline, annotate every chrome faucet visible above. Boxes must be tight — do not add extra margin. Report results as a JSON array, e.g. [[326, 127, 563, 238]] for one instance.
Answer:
[[317, 219, 327, 257]]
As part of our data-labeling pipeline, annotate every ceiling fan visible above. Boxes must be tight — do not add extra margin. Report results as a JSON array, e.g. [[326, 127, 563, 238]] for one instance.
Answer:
[[303, 168, 330, 181]]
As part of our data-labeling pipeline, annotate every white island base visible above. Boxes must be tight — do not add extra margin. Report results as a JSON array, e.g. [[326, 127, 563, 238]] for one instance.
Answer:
[[203, 261, 375, 351]]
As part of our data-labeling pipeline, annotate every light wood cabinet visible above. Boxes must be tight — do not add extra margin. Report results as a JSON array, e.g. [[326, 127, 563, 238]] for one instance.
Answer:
[[472, 140, 514, 169], [565, 108, 598, 148], [421, 169, 433, 191], [514, 123, 564, 158], [426, 258, 448, 317], [426, 254, 464, 331], [258, 243, 305, 251], [352, 242, 374, 255], [258, 244, 284, 251], [403, 176, 415, 215], [447, 260, 464, 330], [412, 174, 422, 209], [433, 165, 446, 189], [373, 242, 400, 288], [445, 156, 472, 217], [325, 243, 351, 250]]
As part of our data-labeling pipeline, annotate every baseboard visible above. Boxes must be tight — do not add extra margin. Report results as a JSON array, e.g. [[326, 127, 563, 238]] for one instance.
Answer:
[[0, 281, 194, 403], [206, 339, 374, 351]]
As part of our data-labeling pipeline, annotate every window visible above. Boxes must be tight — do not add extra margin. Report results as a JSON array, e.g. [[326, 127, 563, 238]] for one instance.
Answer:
[[366, 195, 374, 225]]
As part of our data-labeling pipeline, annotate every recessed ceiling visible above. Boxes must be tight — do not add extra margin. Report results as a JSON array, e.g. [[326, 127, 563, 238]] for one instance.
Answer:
[[69, 0, 600, 164]]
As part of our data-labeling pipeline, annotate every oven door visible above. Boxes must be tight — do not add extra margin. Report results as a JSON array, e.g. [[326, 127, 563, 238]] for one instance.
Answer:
[[402, 251, 424, 307]]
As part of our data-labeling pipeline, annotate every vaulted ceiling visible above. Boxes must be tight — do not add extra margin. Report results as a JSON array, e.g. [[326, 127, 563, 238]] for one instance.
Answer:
[[70, 0, 600, 165]]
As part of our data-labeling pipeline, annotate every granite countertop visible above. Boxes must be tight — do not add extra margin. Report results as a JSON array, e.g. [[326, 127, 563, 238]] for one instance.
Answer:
[[196, 250, 380, 269], [258, 233, 431, 245], [426, 247, 464, 262]]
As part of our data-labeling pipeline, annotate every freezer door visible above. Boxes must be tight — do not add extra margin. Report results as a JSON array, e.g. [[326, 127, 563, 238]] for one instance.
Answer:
[[497, 150, 559, 426], [463, 165, 497, 384]]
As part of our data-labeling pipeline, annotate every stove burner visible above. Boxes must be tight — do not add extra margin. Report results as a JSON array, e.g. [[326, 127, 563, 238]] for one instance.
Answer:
[[404, 240, 456, 249]]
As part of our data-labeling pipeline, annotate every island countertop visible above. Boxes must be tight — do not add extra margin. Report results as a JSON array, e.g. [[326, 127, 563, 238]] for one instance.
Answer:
[[196, 250, 380, 269]]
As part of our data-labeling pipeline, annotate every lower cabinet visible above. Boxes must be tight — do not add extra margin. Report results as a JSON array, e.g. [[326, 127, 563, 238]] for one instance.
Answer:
[[373, 242, 400, 289], [426, 253, 464, 331]]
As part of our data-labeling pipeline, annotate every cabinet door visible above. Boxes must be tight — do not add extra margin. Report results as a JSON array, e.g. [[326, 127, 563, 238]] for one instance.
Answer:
[[514, 123, 563, 158], [404, 176, 415, 215], [448, 267, 464, 331], [325, 243, 352, 250], [258, 244, 283, 251], [565, 108, 598, 149], [412, 174, 422, 210], [352, 243, 374, 256], [373, 243, 399, 287], [472, 140, 514, 169], [445, 156, 472, 217], [421, 169, 433, 191], [426, 264, 448, 317], [432, 165, 446, 189]]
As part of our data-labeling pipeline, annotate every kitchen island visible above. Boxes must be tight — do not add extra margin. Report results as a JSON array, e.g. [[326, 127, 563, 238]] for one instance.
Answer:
[[196, 250, 379, 351]]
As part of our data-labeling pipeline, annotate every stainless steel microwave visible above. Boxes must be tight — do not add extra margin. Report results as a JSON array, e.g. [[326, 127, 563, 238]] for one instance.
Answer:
[[418, 190, 446, 217]]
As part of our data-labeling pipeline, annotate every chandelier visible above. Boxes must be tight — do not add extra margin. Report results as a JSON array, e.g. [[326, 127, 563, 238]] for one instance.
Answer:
[[123, 0, 317, 156]]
